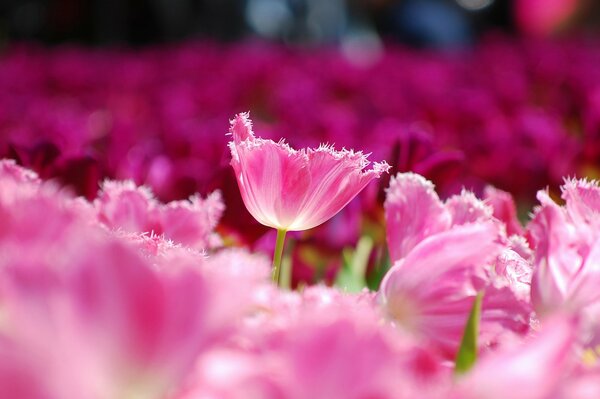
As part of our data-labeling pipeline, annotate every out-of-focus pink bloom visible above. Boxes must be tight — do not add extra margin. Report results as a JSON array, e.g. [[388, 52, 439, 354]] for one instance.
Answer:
[[559, 368, 600, 399], [0, 241, 232, 399], [176, 348, 284, 399], [228, 112, 389, 231], [528, 179, 600, 315], [95, 180, 156, 232], [515, 0, 581, 36], [179, 285, 451, 399], [454, 316, 576, 399], [0, 160, 257, 399], [484, 185, 525, 237], [95, 180, 224, 250], [157, 192, 224, 249], [0, 159, 41, 184]]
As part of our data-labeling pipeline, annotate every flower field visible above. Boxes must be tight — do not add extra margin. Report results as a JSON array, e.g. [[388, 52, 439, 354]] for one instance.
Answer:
[[1, 36, 600, 398]]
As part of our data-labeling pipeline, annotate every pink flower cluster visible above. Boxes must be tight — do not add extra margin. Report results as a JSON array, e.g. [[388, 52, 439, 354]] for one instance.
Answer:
[[2, 157, 600, 398], [5, 36, 600, 286], [1, 37, 600, 252]]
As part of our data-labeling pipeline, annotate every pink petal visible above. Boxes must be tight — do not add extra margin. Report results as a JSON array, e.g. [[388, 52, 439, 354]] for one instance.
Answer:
[[484, 185, 524, 236], [158, 191, 224, 250], [95, 180, 157, 233], [384, 173, 451, 263], [456, 316, 575, 399], [562, 178, 600, 233], [380, 222, 503, 356], [229, 113, 389, 231], [494, 249, 533, 302], [0, 159, 41, 184], [529, 190, 583, 314], [567, 237, 600, 308], [446, 189, 493, 227]]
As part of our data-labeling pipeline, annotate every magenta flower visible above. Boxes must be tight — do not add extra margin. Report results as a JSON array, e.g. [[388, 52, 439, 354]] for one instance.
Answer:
[[228, 113, 389, 285]]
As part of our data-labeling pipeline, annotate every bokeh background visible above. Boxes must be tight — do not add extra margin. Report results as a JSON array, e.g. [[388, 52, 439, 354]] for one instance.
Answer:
[[1, 0, 599, 286], [2, 0, 600, 46]]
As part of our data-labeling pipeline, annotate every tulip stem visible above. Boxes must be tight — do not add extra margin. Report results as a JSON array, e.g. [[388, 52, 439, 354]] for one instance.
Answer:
[[272, 229, 288, 287]]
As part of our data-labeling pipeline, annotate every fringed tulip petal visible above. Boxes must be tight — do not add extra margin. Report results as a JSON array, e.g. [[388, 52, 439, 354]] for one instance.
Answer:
[[384, 173, 451, 263], [484, 186, 525, 236], [380, 222, 504, 356], [229, 113, 389, 231]]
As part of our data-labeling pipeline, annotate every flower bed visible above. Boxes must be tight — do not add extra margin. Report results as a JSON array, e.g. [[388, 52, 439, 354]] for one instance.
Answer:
[[1, 154, 599, 398], [1, 37, 600, 397]]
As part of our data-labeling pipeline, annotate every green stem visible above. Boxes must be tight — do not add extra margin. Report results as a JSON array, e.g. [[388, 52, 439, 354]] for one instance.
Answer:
[[272, 229, 287, 286]]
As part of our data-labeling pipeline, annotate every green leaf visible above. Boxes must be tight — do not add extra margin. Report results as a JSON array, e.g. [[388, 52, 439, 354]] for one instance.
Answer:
[[335, 236, 373, 292], [366, 246, 391, 291], [454, 291, 484, 375]]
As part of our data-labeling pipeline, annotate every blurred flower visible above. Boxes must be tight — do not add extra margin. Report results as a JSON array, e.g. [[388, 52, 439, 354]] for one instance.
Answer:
[[515, 0, 581, 36], [454, 316, 576, 399], [528, 178, 600, 315], [0, 160, 266, 399], [95, 180, 224, 251]]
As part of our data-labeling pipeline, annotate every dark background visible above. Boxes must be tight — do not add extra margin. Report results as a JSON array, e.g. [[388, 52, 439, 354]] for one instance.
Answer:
[[1, 0, 597, 48]]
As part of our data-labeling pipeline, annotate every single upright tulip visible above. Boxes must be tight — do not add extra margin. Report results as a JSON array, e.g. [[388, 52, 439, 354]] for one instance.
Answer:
[[228, 113, 389, 287]]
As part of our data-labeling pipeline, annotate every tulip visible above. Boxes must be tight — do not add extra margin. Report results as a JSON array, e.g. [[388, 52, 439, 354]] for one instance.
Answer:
[[382, 173, 531, 356], [228, 113, 389, 287], [528, 179, 600, 316]]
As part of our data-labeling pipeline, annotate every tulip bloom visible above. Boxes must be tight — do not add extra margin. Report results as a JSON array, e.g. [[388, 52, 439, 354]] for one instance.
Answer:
[[528, 179, 600, 316], [381, 174, 531, 356], [228, 113, 389, 286]]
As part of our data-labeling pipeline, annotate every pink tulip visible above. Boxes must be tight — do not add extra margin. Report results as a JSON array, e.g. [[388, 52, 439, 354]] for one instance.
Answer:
[[229, 112, 389, 285], [384, 173, 505, 263], [381, 222, 504, 357], [95, 180, 224, 251], [494, 249, 533, 303], [228, 112, 389, 232], [529, 179, 600, 315], [382, 174, 532, 357], [446, 189, 494, 226], [0, 159, 41, 184]]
